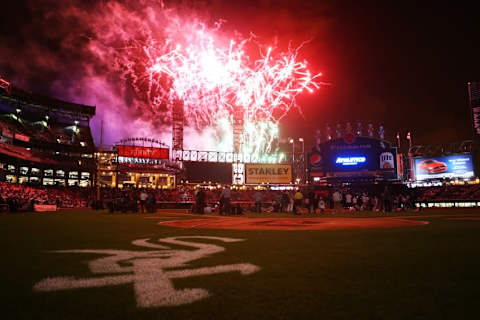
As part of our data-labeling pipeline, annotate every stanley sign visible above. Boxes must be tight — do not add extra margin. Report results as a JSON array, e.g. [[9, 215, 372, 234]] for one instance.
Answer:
[[245, 164, 292, 184]]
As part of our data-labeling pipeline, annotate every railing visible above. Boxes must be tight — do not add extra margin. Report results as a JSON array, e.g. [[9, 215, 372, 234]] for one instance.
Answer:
[[171, 149, 294, 164], [415, 200, 480, 208]]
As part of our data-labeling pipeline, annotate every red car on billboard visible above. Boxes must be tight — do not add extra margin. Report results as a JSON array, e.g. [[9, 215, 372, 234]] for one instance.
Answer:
[[418, 159, 447, 174]]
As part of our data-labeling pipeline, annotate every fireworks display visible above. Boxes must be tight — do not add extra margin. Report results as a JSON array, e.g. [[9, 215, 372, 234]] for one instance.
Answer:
[[143, 30, 321, 154], [2, 0, 323, 154], [85, 1, 323, 154]]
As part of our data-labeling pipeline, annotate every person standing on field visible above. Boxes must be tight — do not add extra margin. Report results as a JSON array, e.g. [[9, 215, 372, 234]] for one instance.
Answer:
[[139, 190, 148, 213], [281, 192, 289, 213], [345, 191, 352, 209], [254, 190, 263, 213], [219, 185, 231, 215], [318, 197, 326, 213], [195, 188, 206, 214], [332, 189, 343, 211], [293, 190, 303, 215]]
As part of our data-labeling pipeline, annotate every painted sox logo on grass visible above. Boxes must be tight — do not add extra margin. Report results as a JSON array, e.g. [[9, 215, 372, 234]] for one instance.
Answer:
[[34, 236, 260, 308]]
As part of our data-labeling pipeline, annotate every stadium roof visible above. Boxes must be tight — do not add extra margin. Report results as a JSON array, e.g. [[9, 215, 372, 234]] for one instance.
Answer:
[[0, 77, 95, 117]]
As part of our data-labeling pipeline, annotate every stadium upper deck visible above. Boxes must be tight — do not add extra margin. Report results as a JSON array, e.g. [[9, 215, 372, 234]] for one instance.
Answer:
[[0, 78, 96, 187]]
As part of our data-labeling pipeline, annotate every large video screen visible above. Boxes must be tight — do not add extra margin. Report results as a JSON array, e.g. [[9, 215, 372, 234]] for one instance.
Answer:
[[184, 162, 232, 184], [414, 155, 474, 181], [309, 136, 397, 179]]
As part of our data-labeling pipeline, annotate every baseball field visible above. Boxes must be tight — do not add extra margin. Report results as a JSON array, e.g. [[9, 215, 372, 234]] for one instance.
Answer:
[[1, 209, 480, 319]]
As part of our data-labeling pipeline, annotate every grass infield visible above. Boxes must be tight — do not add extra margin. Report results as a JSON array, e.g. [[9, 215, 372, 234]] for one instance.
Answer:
[[1, 209, 480, 319]]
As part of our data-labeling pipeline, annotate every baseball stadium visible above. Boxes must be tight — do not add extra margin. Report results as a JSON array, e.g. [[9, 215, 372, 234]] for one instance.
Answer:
[[1, 1, 480, 319]]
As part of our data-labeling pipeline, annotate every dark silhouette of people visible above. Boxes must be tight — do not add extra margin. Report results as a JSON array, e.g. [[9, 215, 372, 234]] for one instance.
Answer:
[[195, 188, 206, 214]]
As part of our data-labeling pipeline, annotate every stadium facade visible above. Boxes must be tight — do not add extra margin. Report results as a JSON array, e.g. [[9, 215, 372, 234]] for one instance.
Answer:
[[1, 78, 478, 188], [307, 122, 477, 186], [96, 137, 179, 189], [0, 78, 96, 187]]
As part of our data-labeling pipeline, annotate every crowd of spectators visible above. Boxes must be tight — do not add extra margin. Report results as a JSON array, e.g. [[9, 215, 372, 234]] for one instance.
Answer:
[[0, 182, 92, 213], [97, 185, 418, 215], [96, 183, 480, 214], [416, 184, 480, 201], [324, 185, 418, 213], [3, 181, 480, 214]]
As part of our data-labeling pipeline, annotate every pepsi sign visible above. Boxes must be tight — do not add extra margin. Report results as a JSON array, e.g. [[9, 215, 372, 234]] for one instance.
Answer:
[[310, 153, 322, 166]]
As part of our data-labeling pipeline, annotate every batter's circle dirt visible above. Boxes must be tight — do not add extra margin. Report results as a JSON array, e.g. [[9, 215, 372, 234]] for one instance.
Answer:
[[158, 216, 429, 230]]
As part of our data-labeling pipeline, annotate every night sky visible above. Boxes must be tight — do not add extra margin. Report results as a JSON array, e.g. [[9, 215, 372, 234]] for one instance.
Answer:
[[1, 0, 479, 151]]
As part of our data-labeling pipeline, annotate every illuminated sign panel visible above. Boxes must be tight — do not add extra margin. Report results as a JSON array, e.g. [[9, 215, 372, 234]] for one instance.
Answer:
[[469, 82, 480, 137], [335, 156, 366, 166], [245, 164, 292, 184], [414, 155, 474, 181], [116, 145, 169, 160], [308, 136, 398, 180]]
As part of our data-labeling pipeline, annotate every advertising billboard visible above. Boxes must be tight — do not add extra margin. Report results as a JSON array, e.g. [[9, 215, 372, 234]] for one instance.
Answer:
[[245, 164, 292, 184], [308, 151, 324, 177], [468, 82, 480, 137], [116, 145, 169, 159], [14, 133, 30, 142], [308, 136, 397, 179], [414, 155, 474, 181]]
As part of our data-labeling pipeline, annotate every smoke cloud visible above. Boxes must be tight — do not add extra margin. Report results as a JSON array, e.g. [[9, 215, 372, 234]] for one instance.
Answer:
[[0, 0, 327, 150]]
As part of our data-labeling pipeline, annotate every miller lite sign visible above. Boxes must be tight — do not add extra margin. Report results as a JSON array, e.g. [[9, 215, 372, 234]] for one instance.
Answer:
[[379, 152, 394, 169]]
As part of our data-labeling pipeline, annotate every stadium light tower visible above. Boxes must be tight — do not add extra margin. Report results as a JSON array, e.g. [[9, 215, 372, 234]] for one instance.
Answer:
[[289, 138, 295, 163], [299, 137, 305, 183]]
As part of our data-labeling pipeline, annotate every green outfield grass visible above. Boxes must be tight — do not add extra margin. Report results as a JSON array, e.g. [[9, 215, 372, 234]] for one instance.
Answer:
[[1, 209, 480, 319]]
